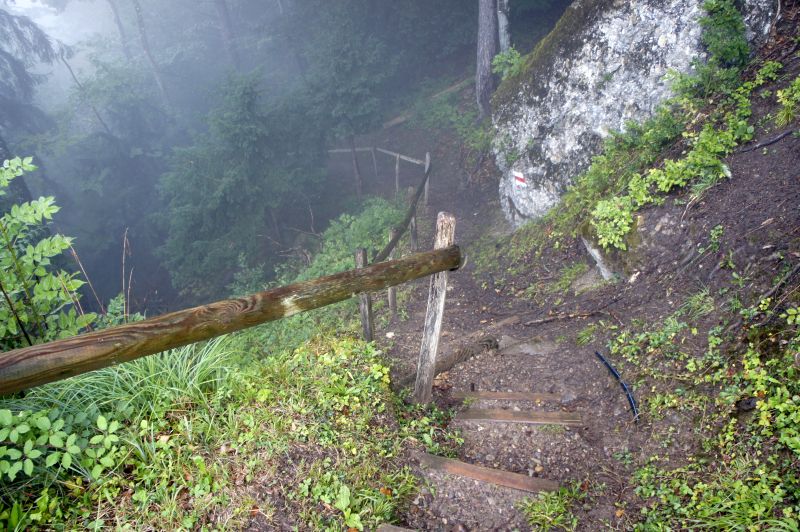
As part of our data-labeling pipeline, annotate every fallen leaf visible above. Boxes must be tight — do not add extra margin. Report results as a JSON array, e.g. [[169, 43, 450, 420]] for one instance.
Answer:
[[380, 487, 393, 497], [616, 509, 625, 518]]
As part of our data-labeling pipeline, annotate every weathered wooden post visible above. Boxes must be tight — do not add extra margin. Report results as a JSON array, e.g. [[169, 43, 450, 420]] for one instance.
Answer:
[[414, 212, 456, 404], [371, 148, 379, 181], [355, 248, 374, 341], [350, 138, 363, 199], [395, 153, 400, 197], [387, 229, 398, 318], [407, 186, 418, 252], [423, 152, 431, 208]]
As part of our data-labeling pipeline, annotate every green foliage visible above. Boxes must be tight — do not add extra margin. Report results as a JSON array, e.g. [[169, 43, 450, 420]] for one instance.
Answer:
[[27, 337, 236, 420], [552, 262, 589, 294], [0, 407, 123, 528], [576, 323, 598, 346], [158, 75, 325, 301], [590, 60, 780, 250], [0, 157, 95, 350], [412, 93, 492, 154], [591, 196, 635, 250], [258, 198, 404, 351], [671, 0, 750, 99], [492, 47, 525, 80], [776, 75, 800, 127], [518, 483, 586, 531], [608, 292, 800, 528]]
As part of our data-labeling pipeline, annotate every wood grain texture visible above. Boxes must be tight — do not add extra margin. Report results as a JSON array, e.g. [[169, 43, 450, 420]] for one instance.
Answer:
[[450, 391, 562, 402], [376, 524, 415, 532], [0, 246, 460, 396], [416, 452, 558, 493], [456, 409, 582, 426], [414, 213, 456, 404]]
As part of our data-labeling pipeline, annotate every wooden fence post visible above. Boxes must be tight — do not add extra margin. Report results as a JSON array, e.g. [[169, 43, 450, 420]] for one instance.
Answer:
[[395, 153, 400, 197], [371, 148, 379, 181], [388, 229, 398, 318], [406, 186, 418, 252], [350, 137, 363, 199], [414, 212, 456, 404], [423, 152, 431, 208], [355, 248, 374, 341]]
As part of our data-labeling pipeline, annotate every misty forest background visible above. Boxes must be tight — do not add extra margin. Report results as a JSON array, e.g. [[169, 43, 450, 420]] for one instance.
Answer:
[[0, 0, 568, 314]]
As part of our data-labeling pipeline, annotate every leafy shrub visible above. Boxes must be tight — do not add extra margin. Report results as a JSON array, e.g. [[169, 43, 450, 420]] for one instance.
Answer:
[[590, 60, 778, 250], [0, 157, 95, 350], [672, 0, 749, 99], [492, 47, 525, 80], [412, 93, 492, 153], [776, 75, 800, 127]]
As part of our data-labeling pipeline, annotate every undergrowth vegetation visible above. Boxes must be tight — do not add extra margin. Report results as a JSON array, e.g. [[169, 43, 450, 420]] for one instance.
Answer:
[[0, 195, 453, 530], [478, 1, 800, 529]]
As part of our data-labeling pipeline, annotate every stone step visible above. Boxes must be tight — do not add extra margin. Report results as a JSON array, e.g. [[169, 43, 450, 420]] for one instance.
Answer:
[[455, 408, 582, 426], [416, 452, 558, 493]]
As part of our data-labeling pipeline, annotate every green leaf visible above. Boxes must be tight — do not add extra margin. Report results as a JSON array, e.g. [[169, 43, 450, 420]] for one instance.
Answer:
[[23, 458, 33, 476], [35, 416, 51, 431], [0, 410, 12, 426], [334, 484, 351, 512], [45, 452, 60, 468], [49, 433, 64, 448], [61, 452, 72, 469], [97, 415, 108, 431]]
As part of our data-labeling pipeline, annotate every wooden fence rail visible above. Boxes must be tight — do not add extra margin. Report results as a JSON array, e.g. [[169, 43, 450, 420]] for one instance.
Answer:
[[373, 153, 431, 263], [0, 247, 460, 396]]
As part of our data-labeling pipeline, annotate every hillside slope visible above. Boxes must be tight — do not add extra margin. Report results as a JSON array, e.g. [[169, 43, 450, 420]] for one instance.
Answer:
[[372, 3, 799, 529]]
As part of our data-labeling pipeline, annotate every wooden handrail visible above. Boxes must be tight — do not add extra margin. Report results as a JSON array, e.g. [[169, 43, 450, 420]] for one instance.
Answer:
[[0, 246, 461, 395], [373, 156, 432, 263], [328, 147, 425, 167]]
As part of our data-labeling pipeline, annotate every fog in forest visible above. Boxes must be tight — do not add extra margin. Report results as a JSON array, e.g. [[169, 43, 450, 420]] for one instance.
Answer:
[[1, 0, 571, 314]]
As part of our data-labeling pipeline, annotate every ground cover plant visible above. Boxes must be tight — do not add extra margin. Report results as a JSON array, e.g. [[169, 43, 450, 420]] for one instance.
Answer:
[[0, 193, 456, 530], [467, 1, 800, 528]]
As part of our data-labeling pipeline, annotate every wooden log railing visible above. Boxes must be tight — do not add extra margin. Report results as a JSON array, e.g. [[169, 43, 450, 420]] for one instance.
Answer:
[[328, 145, 428, 201], [0, 246, 461, 396], [373, 153, 431, 263], [353, 152, 432, 342]]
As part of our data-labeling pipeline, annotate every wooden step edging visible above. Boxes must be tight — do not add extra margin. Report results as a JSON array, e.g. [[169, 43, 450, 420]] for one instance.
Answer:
[[455, 409, 582, 426], [450, 391, 562, 402], [376, 524, 415, 532], [415, 452, 558, 493]]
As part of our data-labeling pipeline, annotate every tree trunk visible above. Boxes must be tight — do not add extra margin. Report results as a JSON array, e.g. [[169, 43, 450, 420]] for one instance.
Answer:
[[130, 0, 171, 109], [213, 0, 241, 70], [476, 0, 499, 120], [106, 0, 133, 60], [497, 0, 511, 53]]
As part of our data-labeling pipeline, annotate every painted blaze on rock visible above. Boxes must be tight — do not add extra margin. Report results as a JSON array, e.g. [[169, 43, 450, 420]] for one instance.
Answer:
[[492, 0, 774, 227]]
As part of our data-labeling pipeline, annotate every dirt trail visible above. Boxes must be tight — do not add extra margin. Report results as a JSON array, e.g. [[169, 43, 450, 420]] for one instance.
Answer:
[[331, 124, 635, 530], [338, 33, 800, 525]]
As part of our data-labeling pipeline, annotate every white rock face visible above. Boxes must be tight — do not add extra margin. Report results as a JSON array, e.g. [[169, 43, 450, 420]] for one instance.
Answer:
[[493, 0, 775, 226]]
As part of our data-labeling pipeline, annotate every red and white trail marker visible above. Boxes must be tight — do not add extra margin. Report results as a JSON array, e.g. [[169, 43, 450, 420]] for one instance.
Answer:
[[513, 171, 527, 187]]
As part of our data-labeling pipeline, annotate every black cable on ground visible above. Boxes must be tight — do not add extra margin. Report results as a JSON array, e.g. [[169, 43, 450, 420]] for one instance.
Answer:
[[595, 351, 639, 423]]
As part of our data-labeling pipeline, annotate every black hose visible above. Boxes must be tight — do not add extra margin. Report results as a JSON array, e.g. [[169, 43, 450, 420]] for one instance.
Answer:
[[595, 351, 639, 423]]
